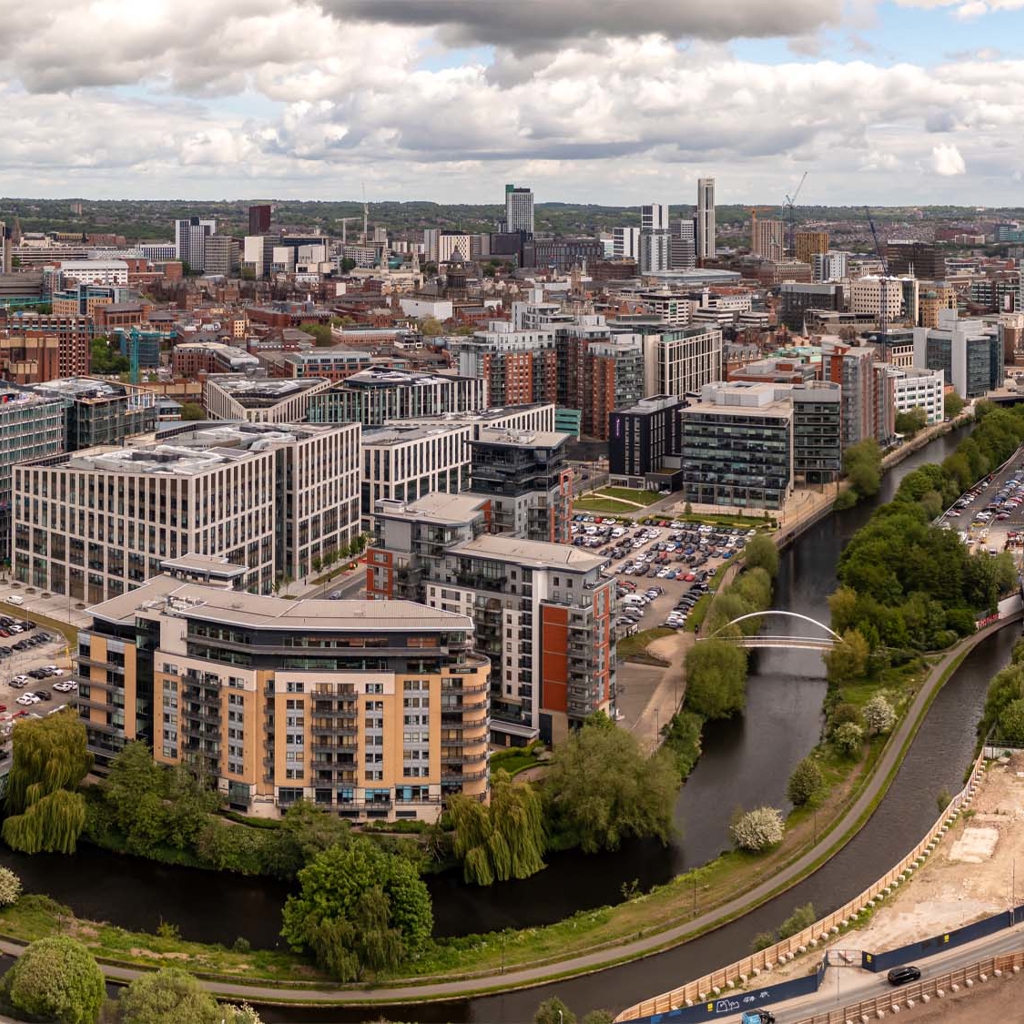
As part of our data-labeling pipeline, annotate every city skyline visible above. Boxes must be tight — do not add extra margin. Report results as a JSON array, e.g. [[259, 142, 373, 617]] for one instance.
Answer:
[[1, 1, 1022, 205]]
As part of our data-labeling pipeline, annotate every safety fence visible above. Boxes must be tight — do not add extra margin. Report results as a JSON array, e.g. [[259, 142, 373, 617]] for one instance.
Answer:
[[615, 748, 988, 1021], [791, 949, 1024, 1024]]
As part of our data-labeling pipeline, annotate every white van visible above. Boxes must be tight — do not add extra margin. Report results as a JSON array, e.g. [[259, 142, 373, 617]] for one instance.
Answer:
[[622, 594, 648, 607], [6, 595, 23, 606]]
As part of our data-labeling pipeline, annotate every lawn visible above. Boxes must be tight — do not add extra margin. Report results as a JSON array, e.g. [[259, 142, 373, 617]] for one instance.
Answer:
[[597, 487, 663, 506], [616, 626, 674, 660], [573, 496, 636, 515], [489, 743, 544, 777]]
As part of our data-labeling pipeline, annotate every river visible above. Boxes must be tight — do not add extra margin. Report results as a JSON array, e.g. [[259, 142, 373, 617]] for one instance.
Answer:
[[4, 423, 1010, 1024]]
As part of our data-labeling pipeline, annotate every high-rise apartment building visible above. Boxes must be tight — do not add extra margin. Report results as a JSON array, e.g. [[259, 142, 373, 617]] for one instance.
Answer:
[[469, 428, 573, 543], [248, 205, 272, 235], [504, 184, 535, 235], [671, 219, 697, 271], [174, 217, 216, 272], [752, 217, 785, 261], [794, 231, 829, 265], [640, 203, 671, 273], [812, 250, 848, 282], [820, 340, 895, 447], [457, 322, 558, 407], [848, 276, 913, 325], [696, 178, 715, 263], [75, 571, 489, 818], [203, 235, 239, 276], [13, 421, 360, 601]]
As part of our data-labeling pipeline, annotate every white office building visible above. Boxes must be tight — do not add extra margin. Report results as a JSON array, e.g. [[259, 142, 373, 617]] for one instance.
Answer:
[[892, 367, 945, 425], [204, 375, 334, 424], [12, 421, 360, 601], [697, 177, 716, 262], [56, 260, 129, 286], [613, 227, 641, 261]]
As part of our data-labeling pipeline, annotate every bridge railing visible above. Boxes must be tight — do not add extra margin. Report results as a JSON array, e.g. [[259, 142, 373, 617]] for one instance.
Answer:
[[614, 748, 988, 1021]]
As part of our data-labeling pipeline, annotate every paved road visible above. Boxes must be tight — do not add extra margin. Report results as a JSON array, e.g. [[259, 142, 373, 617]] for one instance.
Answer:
[[2, 614, 1013, 1008], [760, 920, 1024, 1023]]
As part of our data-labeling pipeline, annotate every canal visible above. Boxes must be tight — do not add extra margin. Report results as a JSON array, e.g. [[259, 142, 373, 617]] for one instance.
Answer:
[[3, 423, 1006, 1024]]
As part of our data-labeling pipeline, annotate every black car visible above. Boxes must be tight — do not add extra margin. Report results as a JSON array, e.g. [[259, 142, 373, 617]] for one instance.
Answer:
[[887, 965, 921, 985], [34, 691, 53, 701]]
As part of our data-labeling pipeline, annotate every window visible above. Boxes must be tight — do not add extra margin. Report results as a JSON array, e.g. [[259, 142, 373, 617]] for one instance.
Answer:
[[286, 682, 304, 693]]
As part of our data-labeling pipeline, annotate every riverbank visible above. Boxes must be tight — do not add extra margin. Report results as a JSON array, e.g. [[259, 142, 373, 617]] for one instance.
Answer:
[[1, 614, 1015, 1008]]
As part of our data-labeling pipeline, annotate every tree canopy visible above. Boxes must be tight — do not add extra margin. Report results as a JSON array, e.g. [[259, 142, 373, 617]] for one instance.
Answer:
[[843, 439, 882, 500], [2, 936, 105, 1024], [118, 968, 223, 1024], [3, 711, 92, 855], [281, 836, 433, 981], [743, 534, 780, 577], [448, 769, 545, 885], [684, 639, 748, 719], [543, 714, 680, 853], [895, 407, 928, 437]]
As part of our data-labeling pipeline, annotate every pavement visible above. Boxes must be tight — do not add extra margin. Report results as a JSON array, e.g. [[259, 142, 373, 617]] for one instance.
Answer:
[[1, 613, 1011, 1009]]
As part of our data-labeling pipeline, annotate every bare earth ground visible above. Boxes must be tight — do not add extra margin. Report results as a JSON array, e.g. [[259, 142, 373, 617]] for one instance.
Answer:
[[767, 753, 1024, 1021]]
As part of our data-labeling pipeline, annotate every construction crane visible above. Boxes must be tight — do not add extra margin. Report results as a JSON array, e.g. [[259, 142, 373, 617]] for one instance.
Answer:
[[864, 206, 890, 336], [784, 171, 808, 256], [361, 182, 369, 245]]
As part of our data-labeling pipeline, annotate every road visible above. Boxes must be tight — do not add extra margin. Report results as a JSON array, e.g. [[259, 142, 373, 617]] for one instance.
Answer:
[[0, 615, 1013, 1009], [751, 920, 1024, 1023]]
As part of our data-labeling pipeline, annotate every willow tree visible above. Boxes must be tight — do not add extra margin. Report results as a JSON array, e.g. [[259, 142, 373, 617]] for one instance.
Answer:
[[3, 711, 92, 855], [448, 769, 546, 885]]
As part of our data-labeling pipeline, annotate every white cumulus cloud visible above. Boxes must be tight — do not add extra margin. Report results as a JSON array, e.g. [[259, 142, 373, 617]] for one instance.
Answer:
[[932, 143, 967, 175]]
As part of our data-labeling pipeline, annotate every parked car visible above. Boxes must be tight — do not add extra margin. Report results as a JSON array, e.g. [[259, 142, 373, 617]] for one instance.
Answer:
[[887, 966, 921, 986]]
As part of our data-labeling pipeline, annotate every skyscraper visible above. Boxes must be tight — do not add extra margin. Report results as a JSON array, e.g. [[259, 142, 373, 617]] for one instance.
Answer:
[[640, 203, 670, 273], [174, 217, 216, 272], [248, 204, 272, 235], [697, 177, 716, 263], [505, 184, 535, 234]]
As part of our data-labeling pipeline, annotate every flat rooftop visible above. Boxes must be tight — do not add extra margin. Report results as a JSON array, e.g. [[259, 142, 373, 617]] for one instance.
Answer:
[[362, 423, 470, 446], [206, 374, 329, 405], [384, 402, 553, 425], [375, 492, 491, 526], [331, 367, 473, 388], [475, 427, 568, 448], [22, 377, 135, 401], [448, 534, 607, 572], [89, 576, 473, 632]]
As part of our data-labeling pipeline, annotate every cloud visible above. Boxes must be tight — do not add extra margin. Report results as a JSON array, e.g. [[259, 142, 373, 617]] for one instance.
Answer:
[[327, 0, 844, 52], [932, 143, 967, 175]]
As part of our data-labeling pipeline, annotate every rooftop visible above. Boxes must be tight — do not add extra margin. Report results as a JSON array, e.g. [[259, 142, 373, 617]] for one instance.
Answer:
[[375, 492, 492, 526], [475, 427, 569, 448], [362, 423, 470, 446], [21, 377, 137, 401], [89, 576, 473, 633], [448, 534, 607, 572], [332, 366, 474, 389], [205, 374, 330, 405]]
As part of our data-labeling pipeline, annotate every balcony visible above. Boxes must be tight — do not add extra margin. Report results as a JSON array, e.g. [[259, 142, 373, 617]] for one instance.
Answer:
[[311, 725, 358, 737], [442, 769, 488, 783]]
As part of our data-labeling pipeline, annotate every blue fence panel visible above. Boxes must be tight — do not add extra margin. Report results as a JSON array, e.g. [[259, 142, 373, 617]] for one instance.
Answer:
[[641, 972, 821, 1024], [865, 910, 1015, 973]]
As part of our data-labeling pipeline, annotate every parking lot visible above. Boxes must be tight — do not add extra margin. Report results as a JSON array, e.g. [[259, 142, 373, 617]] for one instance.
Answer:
[[939, 451, 1024, 559], [0, 612, 76, 753], [570, 515, 758, 639]]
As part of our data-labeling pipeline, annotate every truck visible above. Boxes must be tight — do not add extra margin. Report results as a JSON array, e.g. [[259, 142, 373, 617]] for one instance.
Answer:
[[741, 1012, 776, 1024]]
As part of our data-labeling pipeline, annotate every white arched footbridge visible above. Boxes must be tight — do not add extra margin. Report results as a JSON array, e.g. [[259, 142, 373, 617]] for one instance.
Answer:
[[701, 610, 842, 651]]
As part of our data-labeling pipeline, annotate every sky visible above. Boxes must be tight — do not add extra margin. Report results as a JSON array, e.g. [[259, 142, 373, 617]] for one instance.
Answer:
[[2, 0, 1023, 207]]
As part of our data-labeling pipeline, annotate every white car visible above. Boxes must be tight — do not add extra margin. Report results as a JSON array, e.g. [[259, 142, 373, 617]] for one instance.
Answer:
[[16, 694, 40, 706]]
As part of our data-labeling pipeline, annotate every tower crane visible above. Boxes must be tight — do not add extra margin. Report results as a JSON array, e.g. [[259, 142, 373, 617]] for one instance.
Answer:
[[864, 206, 890, 336], [784, 171, 808, 256], [335, 217, 358, 245]]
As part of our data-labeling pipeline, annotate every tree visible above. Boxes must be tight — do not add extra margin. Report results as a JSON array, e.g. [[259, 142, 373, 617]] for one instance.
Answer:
[[661, 710, 704, 778], [730, 807, 785, 852], [823, 628, 870, 685], [895, 407, 928, 437], [743, 535, 779, 577], [543, 716, 680, 854], [843, 439, 882, 498], [863, 694, 897, 735], [944, 391, 965, 419], [0, 867, 21, 907], [535, 998, 576, 1024], [448, 769, 546, 885], [89, 336, 130, 374], [3, 711, 91, 855], [419, 317, 443, 337], [3, 936, 105, 1024], [281, 837, 432, 981], [778, 902, 817, 939], [787, 757, 824, 807], [833, 721, 865, 759], [299, 321, 334, 346], [582, 1012, 616, 1024], [179, 402, 206, 421], [684, 639, 748, 719], [999, 697, 1024, 746], [118, 968, 223, 1024], [340, 257, 357, 272]]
